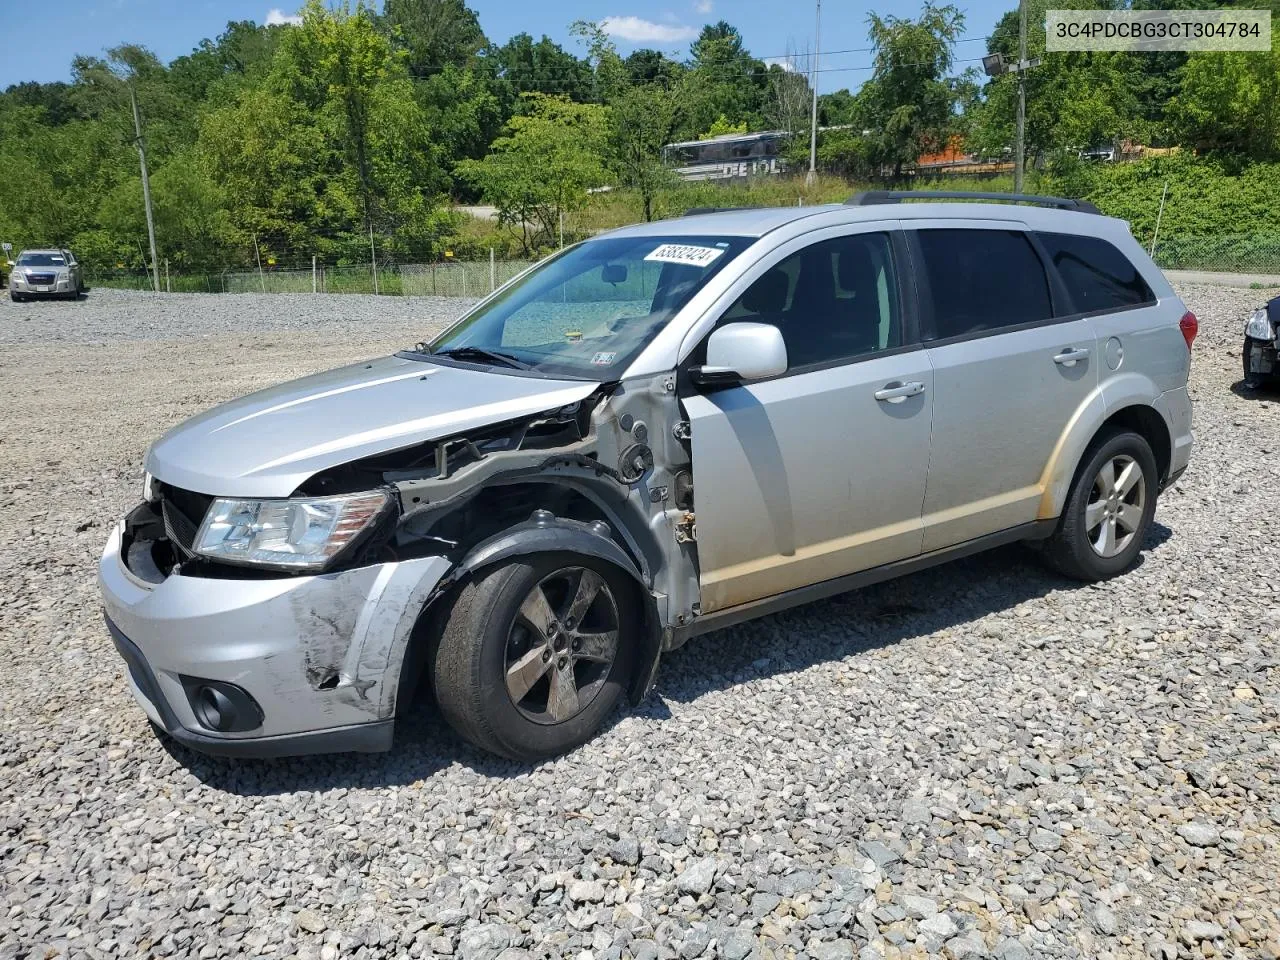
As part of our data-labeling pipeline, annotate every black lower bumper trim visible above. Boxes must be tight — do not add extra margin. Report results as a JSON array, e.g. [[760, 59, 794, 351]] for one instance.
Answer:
[[105, 615, 394, 758]]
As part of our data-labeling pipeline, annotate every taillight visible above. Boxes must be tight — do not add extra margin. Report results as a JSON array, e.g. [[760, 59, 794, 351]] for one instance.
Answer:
[[1179, 310, 1198, 350]]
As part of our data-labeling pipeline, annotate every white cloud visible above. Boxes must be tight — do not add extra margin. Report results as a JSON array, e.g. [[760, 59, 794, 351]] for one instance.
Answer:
[[764, 57, 801, 72], [694, 0, 714, 13], [600, 16, 699, 44], [265, 8, 302, 26]]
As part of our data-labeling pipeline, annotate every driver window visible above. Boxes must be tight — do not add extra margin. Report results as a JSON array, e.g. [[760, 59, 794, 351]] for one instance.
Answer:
[[721, 232, 902, 368]]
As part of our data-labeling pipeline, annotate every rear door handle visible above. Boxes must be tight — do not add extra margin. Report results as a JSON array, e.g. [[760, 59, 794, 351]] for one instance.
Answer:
[[874, 380, 926, 403], [1053, 347, 1090, 366]]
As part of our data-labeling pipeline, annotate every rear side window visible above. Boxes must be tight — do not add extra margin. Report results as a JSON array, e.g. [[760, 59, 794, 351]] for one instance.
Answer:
[[914, 229, 1053, 340], [1037, 232, 1155, 313]]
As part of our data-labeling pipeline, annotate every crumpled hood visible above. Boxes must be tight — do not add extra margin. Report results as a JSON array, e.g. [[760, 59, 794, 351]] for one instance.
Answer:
[[146, 355, 597, 498]]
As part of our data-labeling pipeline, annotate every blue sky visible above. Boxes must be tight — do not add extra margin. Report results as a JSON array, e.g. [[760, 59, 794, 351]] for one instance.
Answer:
[[1, 0, 1011, 91]]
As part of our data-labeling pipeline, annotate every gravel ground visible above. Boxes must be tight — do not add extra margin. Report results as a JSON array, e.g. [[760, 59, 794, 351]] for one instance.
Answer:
[[0, 285, 1277, 960]]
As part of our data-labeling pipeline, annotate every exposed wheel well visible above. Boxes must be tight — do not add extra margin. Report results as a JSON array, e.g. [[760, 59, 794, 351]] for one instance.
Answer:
[[1096, 405, 1172, 482], [394, 480, 659, 717]]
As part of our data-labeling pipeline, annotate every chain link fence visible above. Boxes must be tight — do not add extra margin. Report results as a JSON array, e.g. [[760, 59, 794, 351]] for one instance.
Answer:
[[88, 231, 1280, 297], [92, 258, 538, 297], [1150, 233, 1280, 275]]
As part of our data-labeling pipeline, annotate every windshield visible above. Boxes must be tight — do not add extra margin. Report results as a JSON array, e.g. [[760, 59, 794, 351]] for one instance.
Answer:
[[18, 253, 65, 266], [428, 235, 753, 379]]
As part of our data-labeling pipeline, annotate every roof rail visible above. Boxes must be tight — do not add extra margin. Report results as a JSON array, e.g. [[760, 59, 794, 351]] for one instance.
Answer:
[[845, 190, 1100, 214], [680, 206, 761, 216]]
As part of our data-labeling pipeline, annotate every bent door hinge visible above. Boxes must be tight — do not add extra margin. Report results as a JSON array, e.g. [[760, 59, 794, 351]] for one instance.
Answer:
[[675, 512, 697, 543]]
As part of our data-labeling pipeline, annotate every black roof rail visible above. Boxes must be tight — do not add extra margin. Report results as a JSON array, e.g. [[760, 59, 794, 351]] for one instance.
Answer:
[[679, 205, 761, 216], [845, 190, 1100, 214]]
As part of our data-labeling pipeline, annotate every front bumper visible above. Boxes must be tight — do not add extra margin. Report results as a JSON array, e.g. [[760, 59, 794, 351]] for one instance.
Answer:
[[10, 275, 76, 296], [1245, 335, 1279, 378], [99, 520, 452, 758]]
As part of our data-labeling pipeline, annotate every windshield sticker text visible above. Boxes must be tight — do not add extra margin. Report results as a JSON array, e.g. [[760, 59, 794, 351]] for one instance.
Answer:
[[591, 352, 617, 366], [644, 244, 726, 268]]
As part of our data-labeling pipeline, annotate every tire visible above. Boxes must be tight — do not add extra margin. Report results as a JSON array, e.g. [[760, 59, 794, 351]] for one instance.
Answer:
[[432, 553, 637, 760], [1043, 430, 1159, 581], [9, 292, 22, 303]]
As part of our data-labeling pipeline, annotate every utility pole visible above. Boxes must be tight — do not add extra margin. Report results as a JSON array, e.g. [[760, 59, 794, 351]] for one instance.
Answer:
[[806, 0, 822, 187], [1015, 0, 1027, 192], [130, 85, 160, 294]]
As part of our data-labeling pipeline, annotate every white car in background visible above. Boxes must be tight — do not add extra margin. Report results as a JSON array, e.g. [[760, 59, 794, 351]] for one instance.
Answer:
[[8, 248, 84, 301]]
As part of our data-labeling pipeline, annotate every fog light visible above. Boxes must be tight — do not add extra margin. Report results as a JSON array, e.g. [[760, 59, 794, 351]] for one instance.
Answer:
[[181, 677, 263, 733]]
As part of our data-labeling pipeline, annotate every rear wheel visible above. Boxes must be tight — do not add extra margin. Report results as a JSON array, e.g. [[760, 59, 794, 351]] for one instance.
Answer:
[[432, 554, 636, 760], [1043, 430, 1158, 581]]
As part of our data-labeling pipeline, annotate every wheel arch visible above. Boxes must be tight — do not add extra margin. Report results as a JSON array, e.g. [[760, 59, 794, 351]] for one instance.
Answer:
[[1037, 376, 1174, 521], [396, 512, 663, 716]]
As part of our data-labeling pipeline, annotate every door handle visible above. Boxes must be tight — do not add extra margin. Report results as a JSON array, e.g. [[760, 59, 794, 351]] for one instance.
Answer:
[[1053, 347, 1090, 366], [874, 380, 926, 403]]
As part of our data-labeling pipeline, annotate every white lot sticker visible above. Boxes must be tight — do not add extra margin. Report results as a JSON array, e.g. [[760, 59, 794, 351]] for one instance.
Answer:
[[644, 243, 726, 268], [591, 351, 617, 366]]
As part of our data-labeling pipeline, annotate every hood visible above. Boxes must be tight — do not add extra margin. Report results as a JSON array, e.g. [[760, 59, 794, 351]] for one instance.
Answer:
[[146, 355, 598, 498]]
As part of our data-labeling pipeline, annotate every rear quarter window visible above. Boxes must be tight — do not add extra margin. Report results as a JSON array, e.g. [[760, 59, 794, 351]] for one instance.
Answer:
[[1037, 232, 1155, 314]]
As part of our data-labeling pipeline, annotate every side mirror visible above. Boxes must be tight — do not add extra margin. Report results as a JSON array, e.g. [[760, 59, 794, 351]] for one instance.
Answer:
[[693, 322, 788, 385]]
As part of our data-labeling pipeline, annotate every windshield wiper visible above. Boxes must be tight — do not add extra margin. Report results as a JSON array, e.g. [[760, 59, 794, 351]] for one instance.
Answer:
[[431, 345, 532, 370]]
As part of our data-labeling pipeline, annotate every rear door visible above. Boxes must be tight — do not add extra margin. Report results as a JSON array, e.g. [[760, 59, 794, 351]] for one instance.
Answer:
[[682, 225, 935, 614], [910, 223, 1098, 552]]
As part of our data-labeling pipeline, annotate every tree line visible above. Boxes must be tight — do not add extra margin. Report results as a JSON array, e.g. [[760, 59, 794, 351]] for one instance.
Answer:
[[1, 0, 1277, 272]]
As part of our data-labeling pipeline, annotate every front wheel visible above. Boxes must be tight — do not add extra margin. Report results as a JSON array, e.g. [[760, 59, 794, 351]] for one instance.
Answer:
[[1043, 430, 1158, 581], [432, 554, 636, 760]]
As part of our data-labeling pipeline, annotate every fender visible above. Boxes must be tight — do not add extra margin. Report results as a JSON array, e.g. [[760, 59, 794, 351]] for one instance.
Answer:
[[1036, 371, 1172, 520], [453, 510, 662, 704]]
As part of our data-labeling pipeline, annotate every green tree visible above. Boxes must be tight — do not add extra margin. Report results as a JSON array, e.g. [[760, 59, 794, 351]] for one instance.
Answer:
[[167, 20, 286, 105], [573, 21, 678, 223], [701, 115, 748, 139], [200, 0, 447, 261], [489, 33, 596, 101], [682, 21, 767, 137], [383, 0, 487, 72], [971, 0, 1141, 165], [858, 3, 966, 178], [1170, 45, 1280, 161], [623, 49, 682, 83], [456, 93, 608, 254]]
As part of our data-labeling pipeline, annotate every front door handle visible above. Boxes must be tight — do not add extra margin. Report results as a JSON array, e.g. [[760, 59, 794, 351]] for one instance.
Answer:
[[1053, 347, 1091, 366], [874, 380, 926, 403]]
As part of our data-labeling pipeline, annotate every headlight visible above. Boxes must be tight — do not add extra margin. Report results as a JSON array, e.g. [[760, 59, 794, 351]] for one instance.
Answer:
[[57, 270, 69, 281], [193, 491, 390, 570], [1246, 308, 1275, 341]]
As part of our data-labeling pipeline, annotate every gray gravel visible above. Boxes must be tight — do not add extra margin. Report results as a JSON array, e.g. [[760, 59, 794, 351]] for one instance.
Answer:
[[0, 286, 476, 346], [1, 285, 1278, 960]]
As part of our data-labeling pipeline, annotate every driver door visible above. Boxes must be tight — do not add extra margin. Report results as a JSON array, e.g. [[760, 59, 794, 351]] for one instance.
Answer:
[[681, 226, 934, 614]]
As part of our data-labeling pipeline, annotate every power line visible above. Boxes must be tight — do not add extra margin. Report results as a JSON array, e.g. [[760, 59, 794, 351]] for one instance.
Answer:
[[406, 55, 991, 92], [402, 35, 994, 80]]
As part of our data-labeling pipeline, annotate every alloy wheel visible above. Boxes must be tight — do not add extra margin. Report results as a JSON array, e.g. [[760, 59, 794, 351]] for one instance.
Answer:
[[1085, 454, 1146, 558], [504, 567, 620, 724]]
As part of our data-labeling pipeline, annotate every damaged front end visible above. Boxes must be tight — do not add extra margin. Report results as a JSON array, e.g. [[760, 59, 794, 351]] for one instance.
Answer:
[[1245, 298, 1280, 382], [100, 375, 701, 757]]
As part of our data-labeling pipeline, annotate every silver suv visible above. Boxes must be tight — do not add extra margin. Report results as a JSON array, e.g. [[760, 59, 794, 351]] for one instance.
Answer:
[[8, 248, 83, 301], [99, 192, 1196, 761]]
